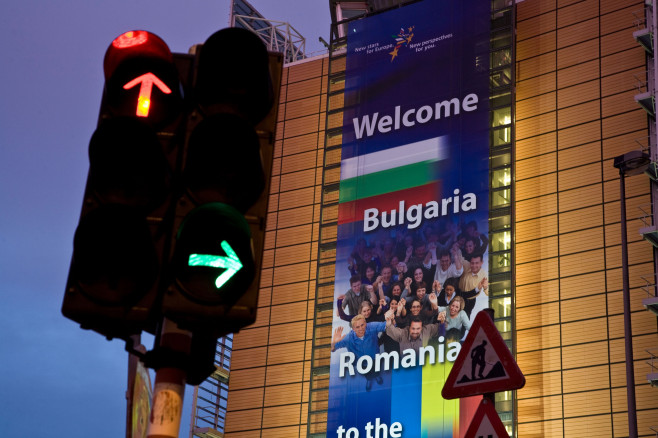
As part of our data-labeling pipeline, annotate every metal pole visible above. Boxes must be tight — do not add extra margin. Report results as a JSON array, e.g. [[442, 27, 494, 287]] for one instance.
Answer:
[[147, 319, 192, 438], [645, 12, 658, 437], [188, 386, 199, 438], [483, 308, 496, 405], [126, 334, 140, 438], [619, 170, 639, 438]]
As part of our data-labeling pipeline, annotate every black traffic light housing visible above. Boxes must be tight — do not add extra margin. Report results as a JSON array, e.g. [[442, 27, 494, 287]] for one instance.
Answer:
[[161, 28, 282, 341], [62, 27, 281, 384], [62, 30, 190, 340]]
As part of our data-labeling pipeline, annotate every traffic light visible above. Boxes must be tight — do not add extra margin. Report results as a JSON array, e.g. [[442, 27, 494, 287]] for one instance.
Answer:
[[62, 27, 281, 384], [162, 28, 282, 343], [62, 30, 189, 340]]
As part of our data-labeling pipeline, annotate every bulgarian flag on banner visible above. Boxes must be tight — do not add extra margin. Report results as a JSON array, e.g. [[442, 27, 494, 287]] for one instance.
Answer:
[[337, 136, 449, 225]]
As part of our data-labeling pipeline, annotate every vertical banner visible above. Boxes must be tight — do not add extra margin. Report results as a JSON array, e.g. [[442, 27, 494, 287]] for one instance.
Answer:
[[327, 1, 490, 437]]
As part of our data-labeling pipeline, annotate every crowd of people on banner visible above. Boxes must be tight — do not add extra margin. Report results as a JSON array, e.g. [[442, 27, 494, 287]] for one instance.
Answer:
[[332, 219, 489, 390]]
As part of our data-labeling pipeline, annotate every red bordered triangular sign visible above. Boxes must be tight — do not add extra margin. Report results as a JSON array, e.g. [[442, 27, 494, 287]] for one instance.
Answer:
[[463, 398, 510, 438], [442, 311, 525, 399]]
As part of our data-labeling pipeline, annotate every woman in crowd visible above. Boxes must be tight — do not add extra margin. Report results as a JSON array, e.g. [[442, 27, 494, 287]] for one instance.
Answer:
[[395, 297, 431, 328], [336, 298, 384, 323], [438, 296, 471, 342], [405, 267, 425, 296], [380, 298, 402, 353], [462, 237, 478, 262], [361, 262, 378, 286]]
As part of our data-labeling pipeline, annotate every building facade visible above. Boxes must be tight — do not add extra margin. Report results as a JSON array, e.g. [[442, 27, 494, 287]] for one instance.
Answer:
[[513, 0, 658, 435], [221, 0, 658, 437]]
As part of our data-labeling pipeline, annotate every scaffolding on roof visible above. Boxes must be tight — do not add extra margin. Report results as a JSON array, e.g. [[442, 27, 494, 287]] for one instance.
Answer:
[[230, 0, 306, 63]]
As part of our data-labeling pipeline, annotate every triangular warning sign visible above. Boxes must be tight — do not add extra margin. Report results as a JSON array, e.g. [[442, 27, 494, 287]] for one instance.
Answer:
[[463, 398, 510, 438], [442, 311, 524, 399]]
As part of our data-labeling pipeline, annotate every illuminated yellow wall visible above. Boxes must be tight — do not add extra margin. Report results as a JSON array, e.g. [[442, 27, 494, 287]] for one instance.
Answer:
[[224, 0, 658, 436], [514, 0, 658, 436]]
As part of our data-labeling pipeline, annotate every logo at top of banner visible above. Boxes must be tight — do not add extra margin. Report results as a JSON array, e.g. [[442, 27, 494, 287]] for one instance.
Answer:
[[390, 26, 414, 61], [351, 21, 453, 63]]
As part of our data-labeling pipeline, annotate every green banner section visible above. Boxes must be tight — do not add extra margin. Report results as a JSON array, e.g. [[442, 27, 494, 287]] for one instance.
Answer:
[[339, 160, 436, 204]]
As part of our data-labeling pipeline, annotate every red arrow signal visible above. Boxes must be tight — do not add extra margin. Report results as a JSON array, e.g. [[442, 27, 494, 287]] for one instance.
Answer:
[[123, 73, 172, 117]]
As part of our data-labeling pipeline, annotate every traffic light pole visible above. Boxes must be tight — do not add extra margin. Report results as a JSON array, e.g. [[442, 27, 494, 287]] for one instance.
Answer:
[[147, 319, 192, 438], [126, 334, 142, 438]]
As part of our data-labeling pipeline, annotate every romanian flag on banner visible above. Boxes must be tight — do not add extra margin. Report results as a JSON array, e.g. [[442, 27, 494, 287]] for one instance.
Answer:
[[337, 136, 449, 225]]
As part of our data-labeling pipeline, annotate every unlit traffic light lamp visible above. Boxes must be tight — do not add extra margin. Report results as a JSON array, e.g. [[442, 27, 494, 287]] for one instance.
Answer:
[[88, 117, 171, 209], [183, 112, 264, 211], [194, 27, 274, 123], [71, 205, 158, 307]]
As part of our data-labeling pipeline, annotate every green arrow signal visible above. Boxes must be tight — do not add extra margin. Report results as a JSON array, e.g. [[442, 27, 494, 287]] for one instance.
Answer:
[[188, 240, 243, 289]]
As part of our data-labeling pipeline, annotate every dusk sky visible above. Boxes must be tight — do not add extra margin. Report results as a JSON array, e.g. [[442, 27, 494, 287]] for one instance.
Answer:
[[0, 1, 330, 436]]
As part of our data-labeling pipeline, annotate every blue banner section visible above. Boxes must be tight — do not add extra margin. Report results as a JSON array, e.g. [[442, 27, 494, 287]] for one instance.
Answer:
[[327, 1, 491, 436], [341, 0, 490, 158], [390, 367, 422, 437]]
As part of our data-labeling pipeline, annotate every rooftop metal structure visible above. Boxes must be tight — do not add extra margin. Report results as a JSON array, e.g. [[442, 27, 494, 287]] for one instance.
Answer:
[[230, 0, 306, 63], [188, 334, 232, 438]]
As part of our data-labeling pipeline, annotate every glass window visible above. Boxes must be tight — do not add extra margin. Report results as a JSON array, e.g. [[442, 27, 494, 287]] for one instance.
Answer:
[[491, 8, 512, 30], [491, 297, 512, 318], [492, 167, 511, 188], [336, 2, 368, 38], [489, 215, 511, 232], [495, 390, 513, 412], [491, 126, 511, 147], [491, 92, 511, 108], [495, 320, 512, 341], [492, 0, 514, 11], [491, 29, 512, 49], [490, 230, 511, 252], [491, 152, 511, 169], [492, 107, 511, 127], [491, 67, 511, 88], [491, 48, 511, 67], [491, 188, 511, 207], [491, 252, 511, 273]]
